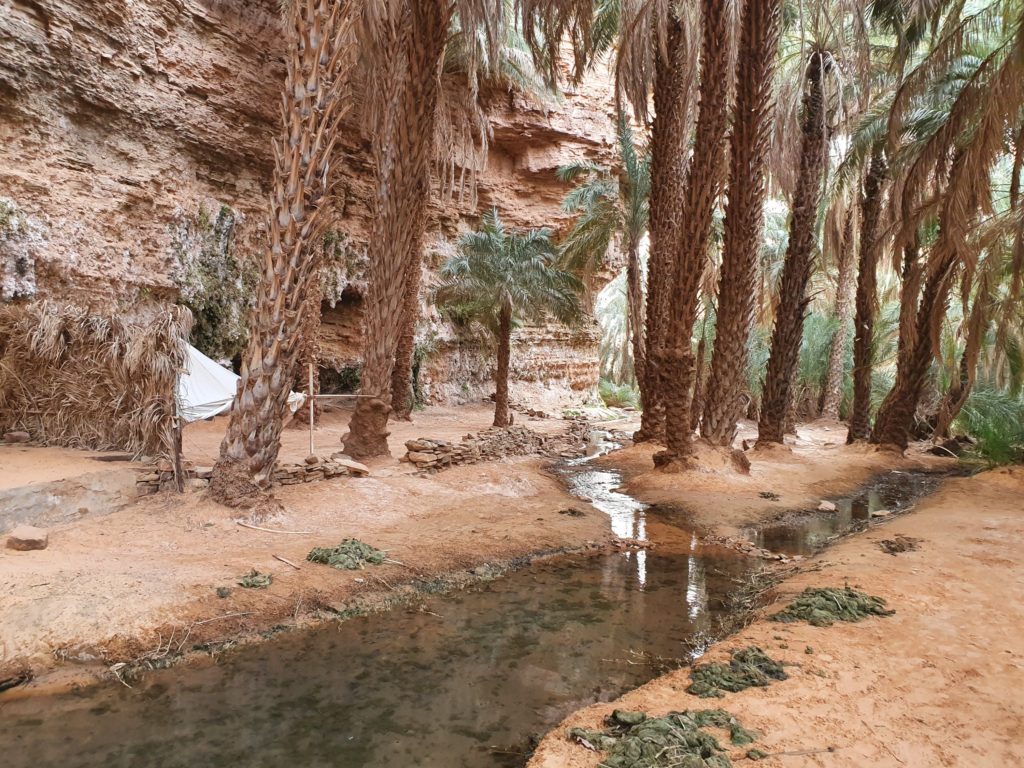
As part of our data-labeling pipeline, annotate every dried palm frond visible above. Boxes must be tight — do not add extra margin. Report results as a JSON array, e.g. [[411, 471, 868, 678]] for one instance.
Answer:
[[0, 302, 191, 459]]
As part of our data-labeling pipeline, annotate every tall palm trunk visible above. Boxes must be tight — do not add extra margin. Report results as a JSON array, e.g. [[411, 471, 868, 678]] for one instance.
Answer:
[[493, 304, 513, 427], [845, 151, 887, 441], [212, 0, 356, 506], [701, 0, 783, 446], [342, 0, 450, 459], [636, 17, 692, 443], [896, 237, 922, 372], [757, 52, 829, 446], [871, 249, 959, 449], [657, 0, 732, 466], [625, 235, 646, 391], [820, 207, 856, 419], [390, 251, 423, 421], [934, 276, 989, 437]]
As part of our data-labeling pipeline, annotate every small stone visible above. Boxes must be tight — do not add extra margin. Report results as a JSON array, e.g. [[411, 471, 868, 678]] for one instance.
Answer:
[[817, 500, 837, 512], [6, 526, 48, 551], [335, 458, 370, 477], [186, 478, 208, 490], [870, 509, 891, 517], [156, 459, 173, 472], [2, 431, 30, 443], [304, 454, 320, 466], [193, 466, 214, 479]]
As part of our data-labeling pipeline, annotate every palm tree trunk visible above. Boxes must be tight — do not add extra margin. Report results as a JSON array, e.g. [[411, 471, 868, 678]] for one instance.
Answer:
[[625, 235, 646, 391], [896, 238, 922, 373], [657, 0, 732, 466], [820, 206, 856, 419], [690, 335, 707, 432], [212, 0, 356, 507], [757, 52, 829, 446], [701, 0, 783, 446], [390, 250, 424, 421], [637, 17, 692, 444], [845, 151, 888, 441], [493, 305, 512, 427], [342, 0, 450, 460], [934, 276, 989, 437], [872, 250, 959, 449]]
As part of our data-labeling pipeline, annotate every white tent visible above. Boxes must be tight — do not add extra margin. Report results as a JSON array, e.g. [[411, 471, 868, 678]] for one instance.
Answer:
[[177, 344, 305, 423]]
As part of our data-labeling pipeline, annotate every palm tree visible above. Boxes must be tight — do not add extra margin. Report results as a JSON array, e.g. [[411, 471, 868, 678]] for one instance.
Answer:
[[873, 5, 1024, 449], [657, 0, 734, 466], [757, 46, 834, 446], [700, 0, 783, 446], [820, 201, 856, 419], [434, 209, 582, 426], [212, 0, 357, 507], [341, 0, 460, 459], [558, 116, 650, 389]]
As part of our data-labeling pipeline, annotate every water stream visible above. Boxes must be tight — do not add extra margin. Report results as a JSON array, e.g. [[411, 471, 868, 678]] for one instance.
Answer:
[[0, 441, 947, 768]]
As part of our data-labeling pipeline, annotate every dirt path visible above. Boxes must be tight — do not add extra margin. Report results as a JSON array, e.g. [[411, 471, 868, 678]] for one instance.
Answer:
[[528, 466, 1024, 768]]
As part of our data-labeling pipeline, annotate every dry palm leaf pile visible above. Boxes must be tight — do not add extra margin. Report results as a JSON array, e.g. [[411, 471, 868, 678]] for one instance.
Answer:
[[0, 301, 190, 458]]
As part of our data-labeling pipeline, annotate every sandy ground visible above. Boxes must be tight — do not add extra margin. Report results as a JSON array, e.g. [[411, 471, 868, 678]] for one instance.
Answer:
[[528, 466, 1024, 768], [602, 418, 943, 536], [0, 405, 614, 684]]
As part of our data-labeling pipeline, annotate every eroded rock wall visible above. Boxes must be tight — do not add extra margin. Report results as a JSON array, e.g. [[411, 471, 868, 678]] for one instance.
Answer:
[[0, 0, 616, 404]]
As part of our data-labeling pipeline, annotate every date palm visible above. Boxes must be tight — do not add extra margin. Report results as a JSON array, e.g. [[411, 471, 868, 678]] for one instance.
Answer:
[[700, 0, 784, 446], [212, 0, 357, 507], [558, 116, 650, 389], [434, 209, 582, 426]]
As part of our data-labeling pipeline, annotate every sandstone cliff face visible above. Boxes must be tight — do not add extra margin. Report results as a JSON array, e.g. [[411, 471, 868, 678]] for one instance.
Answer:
[[0, 0, 618, 404]]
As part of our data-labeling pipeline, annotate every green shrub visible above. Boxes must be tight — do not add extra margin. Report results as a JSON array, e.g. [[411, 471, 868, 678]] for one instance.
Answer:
[[599, 378, 640, 409], [955, 388, 1024, 466]]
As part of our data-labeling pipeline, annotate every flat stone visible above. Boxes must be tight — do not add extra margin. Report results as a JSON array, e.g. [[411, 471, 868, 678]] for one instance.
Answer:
[[335, 458, 370, 477], [871, 509, 892, 517], [193, 466, 214, 479], [2, 431, 30, 443], [817, 500, 837, 512], [186, 478, 208, 490], [407, 451, 438, 463], [6, 526, 48, 551]]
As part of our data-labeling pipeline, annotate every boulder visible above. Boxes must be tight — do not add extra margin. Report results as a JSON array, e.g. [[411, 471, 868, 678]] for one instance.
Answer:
[[6, 526, 49, 551], [817, 500, 837, 512], [2, 431, 30, 443], [407, 451, 438, 463]]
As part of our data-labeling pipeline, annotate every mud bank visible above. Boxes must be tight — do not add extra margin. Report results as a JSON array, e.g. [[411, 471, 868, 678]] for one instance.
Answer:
[[528, 466, 1024, 768]]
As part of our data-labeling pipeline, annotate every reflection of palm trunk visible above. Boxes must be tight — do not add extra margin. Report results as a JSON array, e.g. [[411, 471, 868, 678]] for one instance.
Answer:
[[343, 0, 450, 459], [757, 53, 828, 446], [846, 151, 887, 441], [493, 305, 512, 427], [638, 18, 691, 443], [212, 0, 356, 506], [820, 208, 855, 420], [659, 0, 732, 463], [701, 0, 783, 446]]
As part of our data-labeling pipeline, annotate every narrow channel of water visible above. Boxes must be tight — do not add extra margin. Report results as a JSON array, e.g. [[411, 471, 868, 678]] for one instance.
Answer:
[[0, 444, 948, 767], [0, 437, 752, 768]]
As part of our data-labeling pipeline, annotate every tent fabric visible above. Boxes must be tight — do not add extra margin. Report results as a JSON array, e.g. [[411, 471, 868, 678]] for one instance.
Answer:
[[177, 344, 305, 423]]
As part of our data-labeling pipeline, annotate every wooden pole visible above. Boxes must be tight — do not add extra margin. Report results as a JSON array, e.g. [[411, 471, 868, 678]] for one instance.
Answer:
[[308, 362, 315, 456], [172, 402, 185, 493]]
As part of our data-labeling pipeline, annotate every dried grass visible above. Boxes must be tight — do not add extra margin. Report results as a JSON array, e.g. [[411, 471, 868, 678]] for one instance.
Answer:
[[0, 301, 191, 458]]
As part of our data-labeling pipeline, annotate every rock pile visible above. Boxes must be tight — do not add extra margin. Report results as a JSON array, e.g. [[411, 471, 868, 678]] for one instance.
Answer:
[[135, 455, 368, 495], [403, 419, 592, 471]]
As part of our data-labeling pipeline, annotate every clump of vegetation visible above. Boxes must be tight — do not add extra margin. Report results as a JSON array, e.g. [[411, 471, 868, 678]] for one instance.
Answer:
[[878, 535, 922, 555], [568, 708, 755, 768], [687, 647, 788, 698], [171, 203, 255, 361], [0, 196, 41, 301], [771, 586, 894, 627], [955, 388, 1024, 466], [238, 570, 272, 589], [599, 378, 641, 409], [307, 538, 386, 570]]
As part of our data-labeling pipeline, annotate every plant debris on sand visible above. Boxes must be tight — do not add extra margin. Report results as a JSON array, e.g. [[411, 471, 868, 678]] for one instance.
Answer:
[[686, 647, 788, 698], [878, 535, 922, 555], [307, 538, 386, 570], [771, 586, 894, 627], [568, 708, 755, 767], [238, 570, 272, 589]]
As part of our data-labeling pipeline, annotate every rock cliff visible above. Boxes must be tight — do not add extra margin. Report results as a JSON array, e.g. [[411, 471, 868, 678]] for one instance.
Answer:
[[0, 0, 619, 405]]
